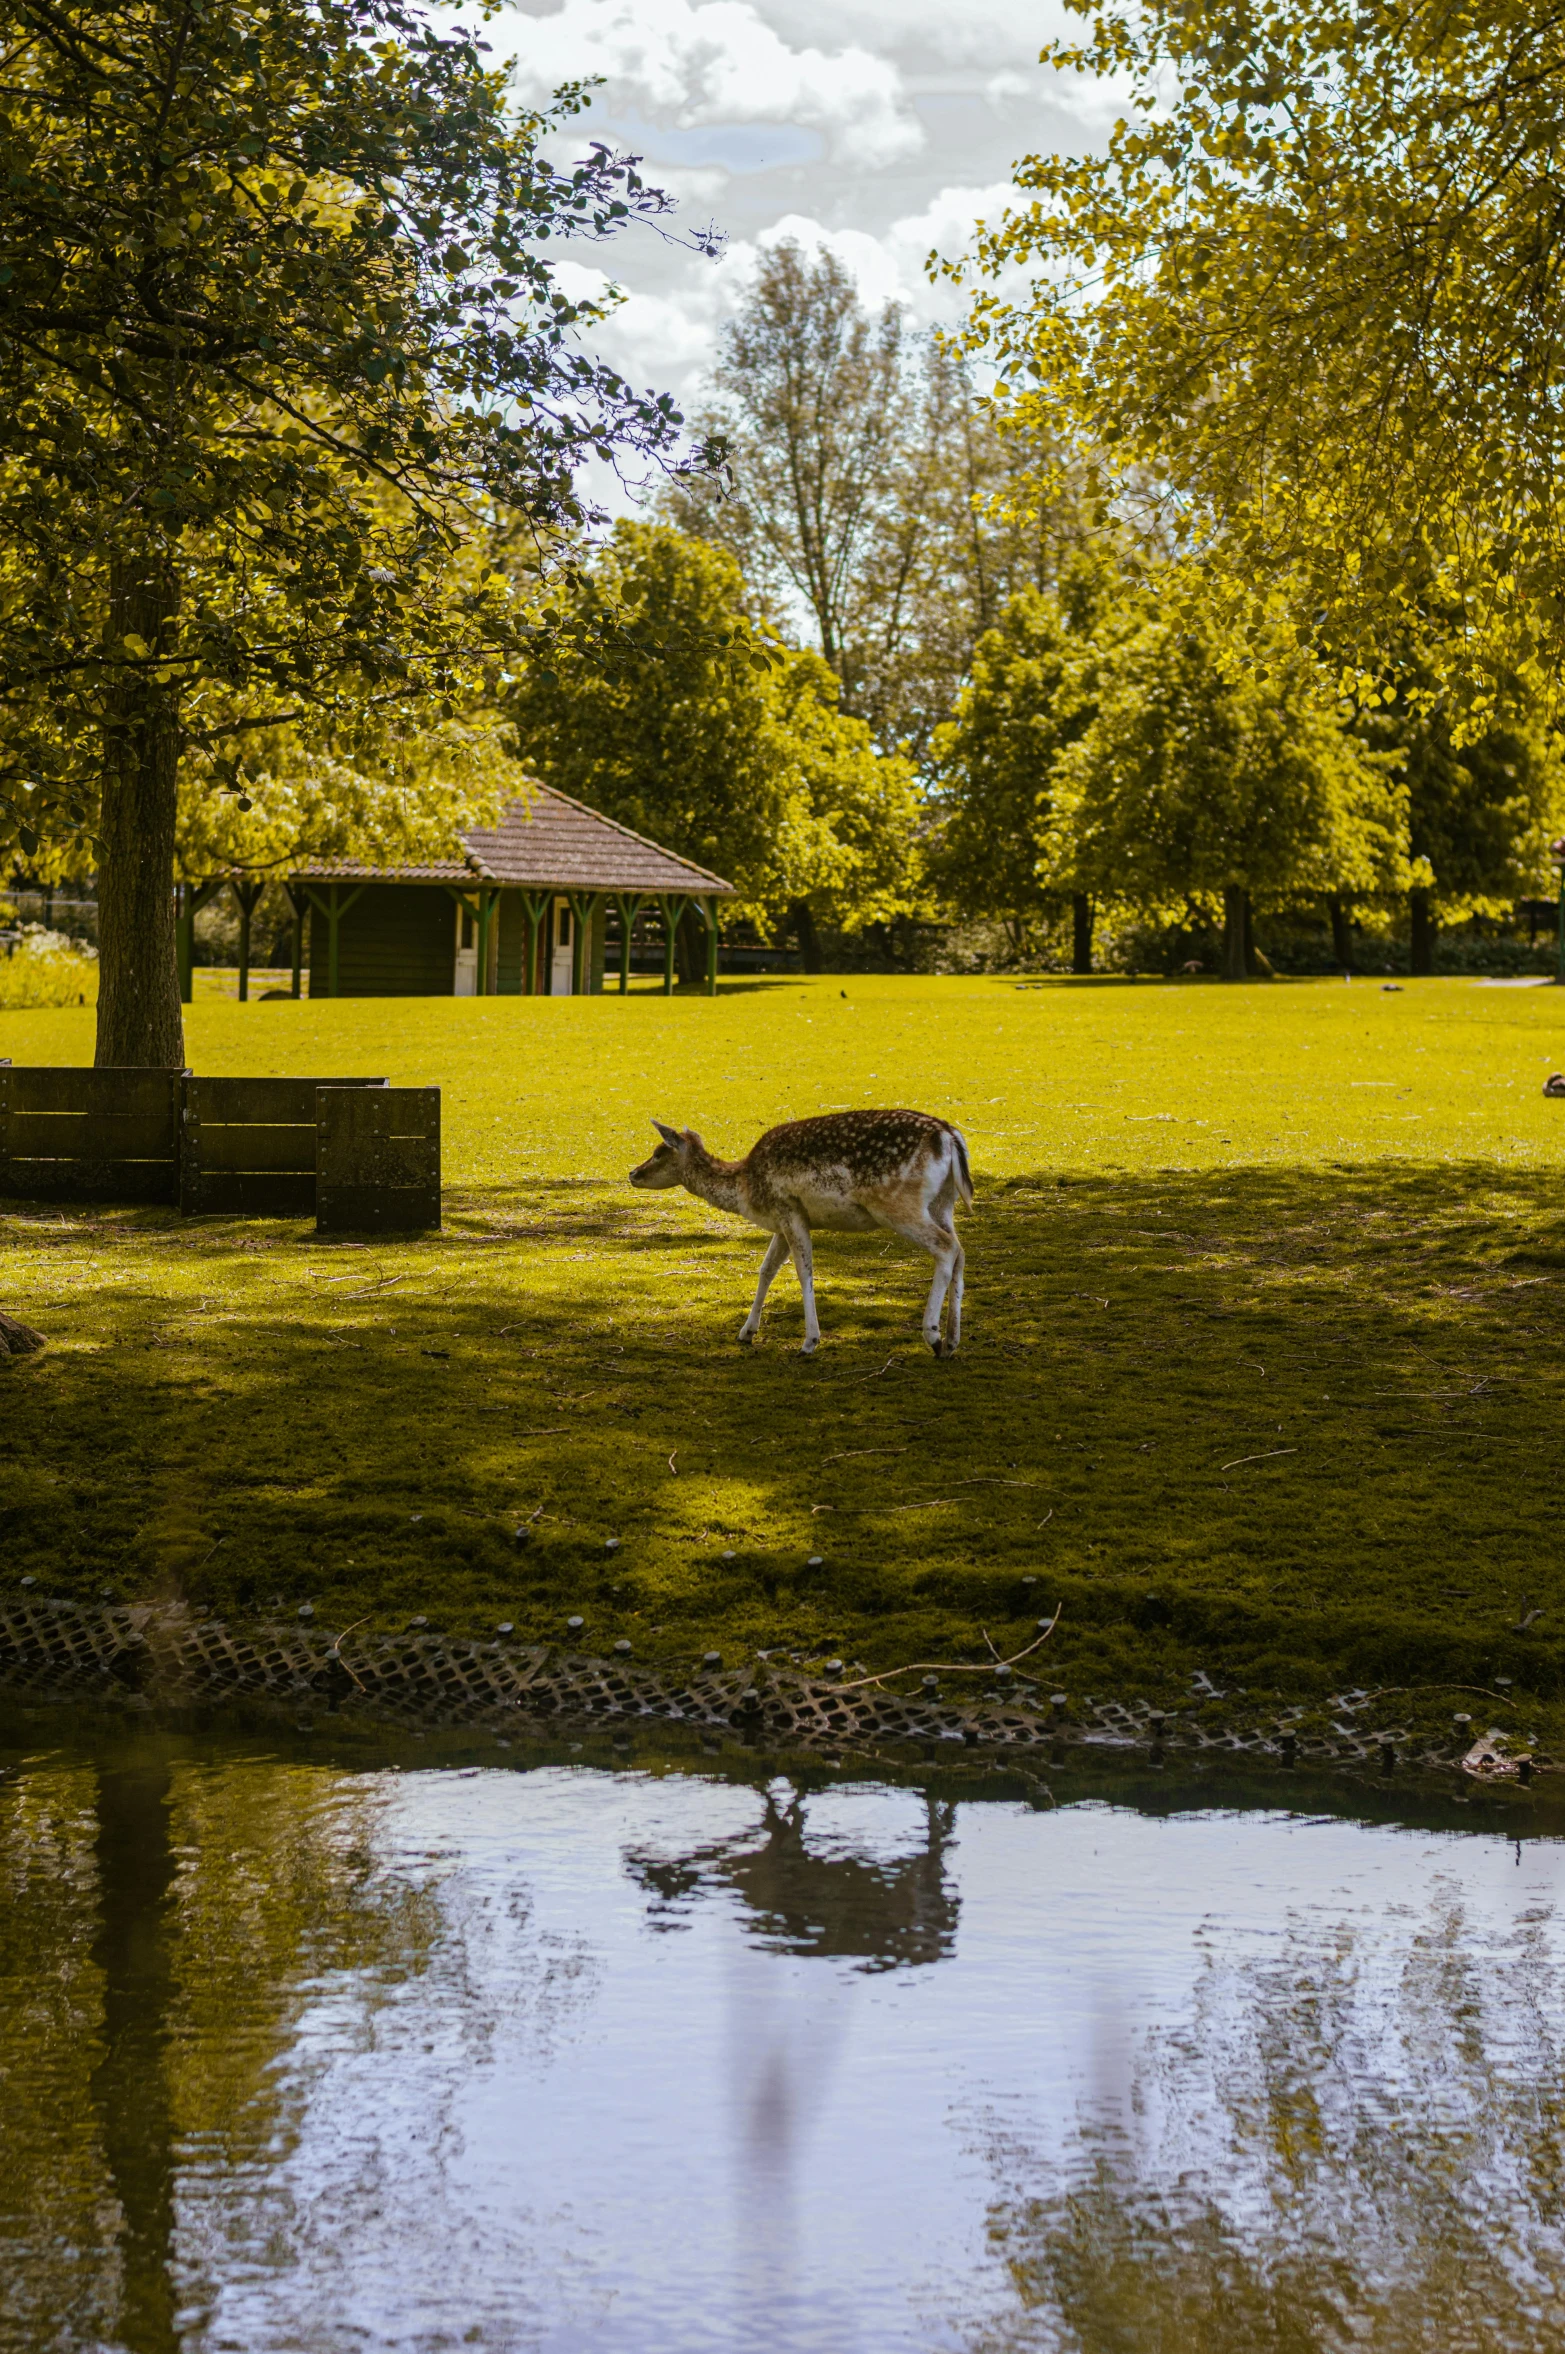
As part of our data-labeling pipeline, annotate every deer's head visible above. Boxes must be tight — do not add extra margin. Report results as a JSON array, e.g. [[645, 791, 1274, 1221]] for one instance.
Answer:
[[629, 1120, 694, 1189]]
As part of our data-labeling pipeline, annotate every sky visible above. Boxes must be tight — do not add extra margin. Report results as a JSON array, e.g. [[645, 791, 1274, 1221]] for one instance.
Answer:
[[480, 0, 1120, 432]]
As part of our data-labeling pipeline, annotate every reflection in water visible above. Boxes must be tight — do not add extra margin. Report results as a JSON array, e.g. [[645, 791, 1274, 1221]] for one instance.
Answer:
[[971, 1888, 1565, 2354], [0, 1742, 444, 2354], [625, 1781, 960, 1969], [1, 1730, 1563, 2354], [91, 1756, 179, 2354], [0, 1761, 117, 2354]]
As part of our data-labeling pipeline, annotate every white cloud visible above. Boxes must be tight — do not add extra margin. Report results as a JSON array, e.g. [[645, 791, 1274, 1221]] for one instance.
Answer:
[[551, 182, 1027, 419], [496, 0, 924, 168], [729, 1, 1070, 65]]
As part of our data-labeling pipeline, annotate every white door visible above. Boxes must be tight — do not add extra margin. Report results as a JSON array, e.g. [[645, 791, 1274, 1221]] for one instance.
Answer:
[[550, 897, 573, 995], [454, 902, 478, 996]]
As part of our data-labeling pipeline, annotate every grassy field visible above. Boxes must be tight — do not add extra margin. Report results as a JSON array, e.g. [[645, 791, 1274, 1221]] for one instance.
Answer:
[[3, 973, 1564, 1749]]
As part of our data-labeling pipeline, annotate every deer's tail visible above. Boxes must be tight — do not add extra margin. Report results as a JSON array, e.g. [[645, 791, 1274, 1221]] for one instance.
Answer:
[[948, 1124, 973, 1208]]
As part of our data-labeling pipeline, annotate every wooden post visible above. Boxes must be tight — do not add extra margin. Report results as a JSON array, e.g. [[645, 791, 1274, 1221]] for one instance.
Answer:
[[659, 894, 688, 995], [568, 891, 597, 996], [521, 891, 550, 995], [615, 893, 645, 994], [478, 888, 499, 995], [286, 884, 305, 997], [176, 880, 224, 1004], [301, 883, 364, 999], [231, 877, 265, 1002]]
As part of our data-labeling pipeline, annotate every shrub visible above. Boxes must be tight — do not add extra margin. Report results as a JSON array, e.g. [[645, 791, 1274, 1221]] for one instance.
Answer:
[[0, 924, 99, 1008]]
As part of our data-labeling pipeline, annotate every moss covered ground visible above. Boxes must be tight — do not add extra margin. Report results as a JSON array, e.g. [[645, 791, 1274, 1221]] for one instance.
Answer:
[[3, 973, 1563, 1751]]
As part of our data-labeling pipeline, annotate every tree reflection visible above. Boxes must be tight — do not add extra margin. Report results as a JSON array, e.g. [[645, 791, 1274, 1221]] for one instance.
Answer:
[[0, 1740, 446, 2354], [0, 1758, 119, 2353], [964, 1888, 1565, 2354], [91, 1752, 180, 2354], [625, 1783, 959, 1971]]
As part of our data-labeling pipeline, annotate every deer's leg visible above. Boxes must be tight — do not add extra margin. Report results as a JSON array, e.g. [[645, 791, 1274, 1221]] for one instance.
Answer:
[[739, 1232, 789, 1345], [877, 1213, 962, 1356], [781, 1218, 821, 1354], [943, 1229, 965, 1354]]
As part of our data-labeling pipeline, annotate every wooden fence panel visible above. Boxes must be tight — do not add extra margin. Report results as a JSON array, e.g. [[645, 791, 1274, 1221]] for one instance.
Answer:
[[6, 1111, 178, 1159], [316, 1086, 440, 1234], [181, 1074, 385, 1217], [0, 1066, 182, 1202], [6, 1066, 180, 1117]]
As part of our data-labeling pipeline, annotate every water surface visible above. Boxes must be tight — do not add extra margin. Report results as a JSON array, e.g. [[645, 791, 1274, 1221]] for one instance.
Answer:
[[3, 1717, 1562, 2353]]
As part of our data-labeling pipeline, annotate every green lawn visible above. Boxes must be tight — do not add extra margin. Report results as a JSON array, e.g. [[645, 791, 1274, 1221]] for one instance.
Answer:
[[3, 974, 1563, 1747]]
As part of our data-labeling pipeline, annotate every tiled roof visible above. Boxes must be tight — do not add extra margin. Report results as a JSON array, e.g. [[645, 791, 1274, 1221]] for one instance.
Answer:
[[295, 783, 735, 895], [295, 859, 474, 881]]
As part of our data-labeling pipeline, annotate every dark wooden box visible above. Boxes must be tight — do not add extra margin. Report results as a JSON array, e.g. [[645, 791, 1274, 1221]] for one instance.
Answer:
[[0, 1065, 183, 1202], [316, 1086, 441, 1234], [181, 1075, 386, 1217]]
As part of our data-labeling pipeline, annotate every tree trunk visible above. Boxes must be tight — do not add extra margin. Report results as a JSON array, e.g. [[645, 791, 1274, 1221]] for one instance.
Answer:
[[96, 552, 184, 1070], [1409, 886, 1436, 976], [1328, 894, 1352, 971], [1222, 885, 1248, 980], [787, 898, 822, 973], [92, 1753, 180, 2354], [1071, 892, 1093, 975], [1242, 895, 1258, 976]]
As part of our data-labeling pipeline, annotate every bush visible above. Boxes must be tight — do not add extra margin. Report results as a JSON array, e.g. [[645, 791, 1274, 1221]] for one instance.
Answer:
[[0, 924, 99, 1008]]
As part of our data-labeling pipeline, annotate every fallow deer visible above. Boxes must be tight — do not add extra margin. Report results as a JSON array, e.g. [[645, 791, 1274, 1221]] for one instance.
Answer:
[[628, 1109, 972, 1356]]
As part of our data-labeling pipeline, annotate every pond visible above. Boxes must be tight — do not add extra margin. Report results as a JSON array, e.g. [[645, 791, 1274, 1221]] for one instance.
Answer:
[[3, 1713, 1563, 2354]]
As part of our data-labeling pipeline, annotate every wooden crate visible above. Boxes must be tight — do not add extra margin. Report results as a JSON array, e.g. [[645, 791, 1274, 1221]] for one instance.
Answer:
[[181, 1075, 387, 1217], [316, 1086, 441, 1234], [0, 1065, 183, 1202]]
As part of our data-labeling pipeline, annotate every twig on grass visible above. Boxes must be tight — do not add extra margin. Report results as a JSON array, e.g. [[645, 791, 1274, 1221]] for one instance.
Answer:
[[830, 1606, 1063, 1695], [327, 1615, 371, 1696], [1035, 1509, 1054, 1528], [1220, 1447, 1297, 1470], [821, 1446, 908, 1464]]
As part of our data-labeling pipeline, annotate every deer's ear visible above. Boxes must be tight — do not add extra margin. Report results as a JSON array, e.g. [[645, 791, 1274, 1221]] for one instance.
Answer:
[[652, 1120, 681, 1147]]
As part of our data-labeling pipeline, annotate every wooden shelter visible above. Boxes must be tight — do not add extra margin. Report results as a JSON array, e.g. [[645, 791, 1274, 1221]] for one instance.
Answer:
[[276, 785, 735, 1001]]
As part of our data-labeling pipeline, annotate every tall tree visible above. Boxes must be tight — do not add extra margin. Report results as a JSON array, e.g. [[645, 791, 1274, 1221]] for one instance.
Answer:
[[0, 0, 717, 1069], [1050, 600, 1399, 978], [963, 0, 1565, 726], [674, 239, 907, 693], [928, 578, 1102, 962], [850, 338, 1093, 763], [671, 251, 1089, 758], [1364, 705, 1565, 973], [505, 521, 923, 952]]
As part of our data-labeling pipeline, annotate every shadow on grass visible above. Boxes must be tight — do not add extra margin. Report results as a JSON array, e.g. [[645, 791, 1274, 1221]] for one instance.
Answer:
[[3, 1161, 1563, 1718]]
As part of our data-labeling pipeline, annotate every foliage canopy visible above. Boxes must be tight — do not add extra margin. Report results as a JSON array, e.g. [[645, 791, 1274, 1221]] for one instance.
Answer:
[[505, 522, 924, 938], [0, 0, 722, 1059], [963, 0, 1565, 725]]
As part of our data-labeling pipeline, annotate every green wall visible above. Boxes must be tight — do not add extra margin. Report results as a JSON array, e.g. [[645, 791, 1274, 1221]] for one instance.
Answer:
[[307, 885, 454, 997]]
